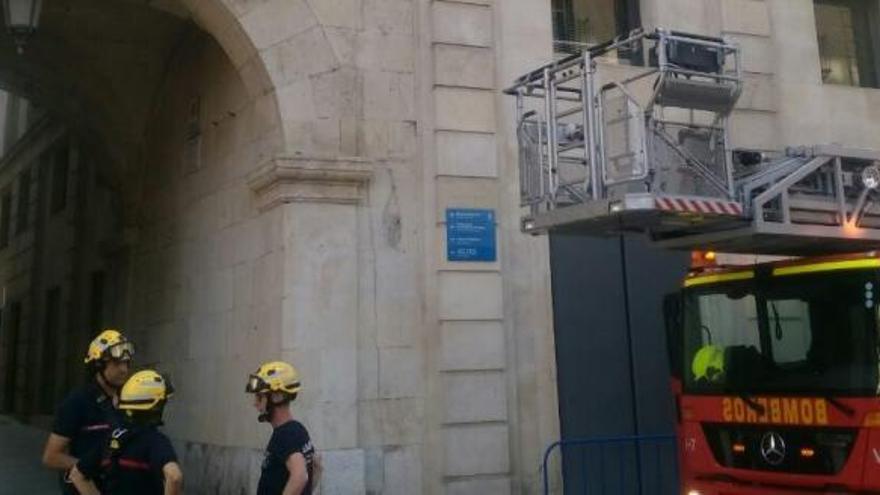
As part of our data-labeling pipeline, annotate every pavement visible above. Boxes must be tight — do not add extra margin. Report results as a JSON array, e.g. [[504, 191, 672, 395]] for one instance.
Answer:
[[0, 415, 58, 494]]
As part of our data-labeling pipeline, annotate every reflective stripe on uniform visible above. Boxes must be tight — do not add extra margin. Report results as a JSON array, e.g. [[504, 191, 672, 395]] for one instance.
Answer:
[[82, 423, 111, 432], [117, 458, 151, 470]]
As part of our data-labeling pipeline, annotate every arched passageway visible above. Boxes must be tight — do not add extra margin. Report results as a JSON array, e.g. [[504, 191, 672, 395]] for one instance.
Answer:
[[0, 3, 287, 491]]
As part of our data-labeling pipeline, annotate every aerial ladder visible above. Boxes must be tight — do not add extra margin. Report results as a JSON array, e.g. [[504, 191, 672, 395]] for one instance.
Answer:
[[512, 29, 880, 495], [506, 28, 880, 256]]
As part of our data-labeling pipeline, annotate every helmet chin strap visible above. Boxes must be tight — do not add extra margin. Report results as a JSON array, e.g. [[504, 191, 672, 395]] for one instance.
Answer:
[[97, 363, 123, 393], [258, 408, 272, 423], [99, 368, 110, 387], [257, 394, 286, 423]]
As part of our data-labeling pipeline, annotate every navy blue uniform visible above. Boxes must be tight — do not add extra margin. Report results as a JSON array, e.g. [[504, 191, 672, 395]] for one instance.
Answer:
[[78, 425, 178, 495], [52, 382, 121, 494], [258, 420, 315, 495]]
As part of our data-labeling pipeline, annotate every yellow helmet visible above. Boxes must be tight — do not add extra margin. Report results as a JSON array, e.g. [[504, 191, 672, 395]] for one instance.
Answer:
[[119, 370, 174, 412], [692, 345, 725, 382], [84, 329, 134, 364], [245, 361, 301, 396]]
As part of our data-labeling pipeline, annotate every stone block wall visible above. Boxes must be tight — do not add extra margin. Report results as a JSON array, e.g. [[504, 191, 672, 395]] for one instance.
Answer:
[[767, 0, 880, 148], [426, 0, 512, 492], [131, 28, 283, 461], [137, 1, 561, 493], [128, 0, 559, 492]]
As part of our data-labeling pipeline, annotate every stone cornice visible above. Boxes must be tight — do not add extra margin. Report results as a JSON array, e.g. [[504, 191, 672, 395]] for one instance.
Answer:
[[247, 155, 372, 211]]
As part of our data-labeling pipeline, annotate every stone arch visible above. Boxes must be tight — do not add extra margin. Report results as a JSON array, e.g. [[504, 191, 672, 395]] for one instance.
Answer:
[[179, 0, 283, 143], [0, 0, 303, 174], [180, 1, 276, 96], [184, 0, 361, 158], [1, 0, 350, 173]]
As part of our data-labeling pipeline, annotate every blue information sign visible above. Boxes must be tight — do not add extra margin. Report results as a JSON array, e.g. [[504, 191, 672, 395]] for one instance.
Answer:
[[446, 208, 496, 262]]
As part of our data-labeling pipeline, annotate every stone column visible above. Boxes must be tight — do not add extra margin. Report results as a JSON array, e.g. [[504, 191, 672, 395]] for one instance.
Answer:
[[249, 155, 372, 493]]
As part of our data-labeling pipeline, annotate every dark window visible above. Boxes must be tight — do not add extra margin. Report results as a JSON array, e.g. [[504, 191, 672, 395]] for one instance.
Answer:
[[50, 146, 69, 214], [15, 169, 30, 235], [41, 287, 61, 413], [814, 0, 880, 88], [3, 302, 21, 412], [0, 191, 10, 248], [682, 271, 879, 396], [90, 271, 105, 333], [551, 0, 640, 53]]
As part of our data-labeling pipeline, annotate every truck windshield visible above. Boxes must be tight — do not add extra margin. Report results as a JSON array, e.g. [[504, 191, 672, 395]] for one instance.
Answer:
[[683, 270, 880, 396]]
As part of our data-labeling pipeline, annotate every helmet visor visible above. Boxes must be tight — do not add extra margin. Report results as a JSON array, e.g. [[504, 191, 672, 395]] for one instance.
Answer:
[[107, 341, 135, 361], [245, 375, 268, 394]]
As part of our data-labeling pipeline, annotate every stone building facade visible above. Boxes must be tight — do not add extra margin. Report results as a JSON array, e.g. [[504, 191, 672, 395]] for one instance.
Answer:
[[0, 0, 877, 493], [0, 96, 127, 419]]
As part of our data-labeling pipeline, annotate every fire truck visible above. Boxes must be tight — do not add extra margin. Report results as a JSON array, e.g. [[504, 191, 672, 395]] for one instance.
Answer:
[[507, 28, 880, 493]]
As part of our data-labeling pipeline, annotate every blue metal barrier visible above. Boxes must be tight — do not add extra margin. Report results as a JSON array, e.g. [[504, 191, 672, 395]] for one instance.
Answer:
[[541, 434, 678, 495]]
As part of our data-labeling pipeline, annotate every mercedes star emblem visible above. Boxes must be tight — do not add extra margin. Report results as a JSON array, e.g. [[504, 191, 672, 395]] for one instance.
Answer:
[[760, 431, 786, 466]]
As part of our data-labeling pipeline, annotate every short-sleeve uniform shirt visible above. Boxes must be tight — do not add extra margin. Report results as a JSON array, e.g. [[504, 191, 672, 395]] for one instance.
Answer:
[[52, 382, 121, 493], [78, 425, 178, 495], [257, 420, 315, 495]]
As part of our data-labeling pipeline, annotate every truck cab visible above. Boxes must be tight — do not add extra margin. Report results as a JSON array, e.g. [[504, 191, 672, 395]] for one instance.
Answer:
[[666, 254, 880, 493]]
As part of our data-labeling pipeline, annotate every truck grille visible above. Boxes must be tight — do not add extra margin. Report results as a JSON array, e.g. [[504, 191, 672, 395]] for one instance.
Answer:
[[702, 424, 857, 475]]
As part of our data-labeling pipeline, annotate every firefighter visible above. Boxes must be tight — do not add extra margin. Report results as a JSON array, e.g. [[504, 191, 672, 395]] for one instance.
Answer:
[[43, 329, 134, 494], [246, 361, 320, 495], [692, 344, 725, 383], [69, 369, 182, 495]]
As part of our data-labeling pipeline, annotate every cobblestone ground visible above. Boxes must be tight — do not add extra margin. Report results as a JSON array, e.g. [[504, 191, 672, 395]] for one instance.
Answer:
[[0, 415, 58, 494]]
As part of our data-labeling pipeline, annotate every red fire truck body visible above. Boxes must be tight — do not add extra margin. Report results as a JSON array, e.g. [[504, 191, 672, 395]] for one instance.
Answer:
[[669, 254, 880, 494]]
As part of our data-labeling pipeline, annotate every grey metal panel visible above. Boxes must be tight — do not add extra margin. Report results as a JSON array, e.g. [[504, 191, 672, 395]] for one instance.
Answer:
[[550, 234, 635, 437], [550, 234, 634, 494], [549, 233, 688, 494], [622, 235, 689, 434]]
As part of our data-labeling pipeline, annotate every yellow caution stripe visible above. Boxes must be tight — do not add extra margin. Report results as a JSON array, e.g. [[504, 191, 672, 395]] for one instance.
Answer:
[[684, 271, 754, 287], [773, 258, 880, 277]]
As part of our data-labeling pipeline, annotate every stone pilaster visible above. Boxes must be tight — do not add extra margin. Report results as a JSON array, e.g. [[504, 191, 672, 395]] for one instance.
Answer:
[[249, 155, 372, 493], [426, 1, 513, 493]]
